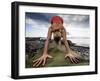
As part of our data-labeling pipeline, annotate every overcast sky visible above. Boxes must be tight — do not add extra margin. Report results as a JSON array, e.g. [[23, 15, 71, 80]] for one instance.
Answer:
[[25, 12, 90, 38]]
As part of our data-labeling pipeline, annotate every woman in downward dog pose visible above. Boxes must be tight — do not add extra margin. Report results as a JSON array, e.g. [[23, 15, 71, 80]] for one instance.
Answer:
[[33, 16, 81, 67]]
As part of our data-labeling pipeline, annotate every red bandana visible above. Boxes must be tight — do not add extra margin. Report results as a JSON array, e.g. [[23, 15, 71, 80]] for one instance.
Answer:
[[51, 16, 63, 23]]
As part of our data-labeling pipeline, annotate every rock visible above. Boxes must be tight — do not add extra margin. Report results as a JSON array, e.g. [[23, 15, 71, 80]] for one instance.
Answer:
[[25, 38, 89, 68], [70, 46, 89, 60]]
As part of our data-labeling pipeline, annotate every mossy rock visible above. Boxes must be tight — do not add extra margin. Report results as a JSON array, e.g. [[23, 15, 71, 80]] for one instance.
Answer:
[[26, 42, 89, 68]]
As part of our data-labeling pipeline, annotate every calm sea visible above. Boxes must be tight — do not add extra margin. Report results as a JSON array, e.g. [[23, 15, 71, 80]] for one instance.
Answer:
[[68, 37, 90, 47]]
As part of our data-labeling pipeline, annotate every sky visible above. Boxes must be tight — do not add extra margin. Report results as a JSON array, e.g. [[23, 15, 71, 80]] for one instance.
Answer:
[[25, 12, 90, 46]]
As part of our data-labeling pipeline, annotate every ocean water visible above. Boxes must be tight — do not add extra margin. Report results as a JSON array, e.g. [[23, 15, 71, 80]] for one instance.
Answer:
[[68, 37, 90, 47], [26, 37, 90, 47]]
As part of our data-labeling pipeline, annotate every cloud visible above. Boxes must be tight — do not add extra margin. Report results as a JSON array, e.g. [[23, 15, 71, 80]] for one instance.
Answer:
[[58, 14, 89, 27], [26, 12, 89, 28], [26, 12, 58, 23], [25, 13, 90, 38], [26, 17, 49, 28], [66, 26, 90, 38], [25, 17, 50, 37]]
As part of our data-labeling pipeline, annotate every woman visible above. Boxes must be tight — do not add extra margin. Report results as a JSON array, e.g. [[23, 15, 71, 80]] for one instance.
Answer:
[[33, 16, 81, 67]]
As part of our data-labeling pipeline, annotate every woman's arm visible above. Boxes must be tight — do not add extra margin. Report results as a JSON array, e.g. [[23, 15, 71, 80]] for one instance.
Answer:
[[43, 27, 52, 54], [33, 27, 53, 67], [62, 28, 81, 63], [62, 28, 70, 53]]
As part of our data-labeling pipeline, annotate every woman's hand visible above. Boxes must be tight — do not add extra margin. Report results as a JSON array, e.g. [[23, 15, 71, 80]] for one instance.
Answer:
[[33, 54, 53, 67], [65, 51, 81, 64]]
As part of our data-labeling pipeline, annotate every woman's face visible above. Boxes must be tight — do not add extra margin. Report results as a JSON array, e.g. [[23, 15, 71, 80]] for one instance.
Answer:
[[52, 22, 63, 27]]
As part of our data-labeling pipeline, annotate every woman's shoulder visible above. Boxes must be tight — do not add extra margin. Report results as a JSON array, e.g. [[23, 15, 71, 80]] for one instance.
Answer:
[[49, 26, 53, 32], [60, 26, 65, 31], [49, 26, 56, 32]]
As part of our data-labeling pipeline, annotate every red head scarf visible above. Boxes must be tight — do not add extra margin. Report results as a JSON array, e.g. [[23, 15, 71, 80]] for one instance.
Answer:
[[51, 16, 63, 24]]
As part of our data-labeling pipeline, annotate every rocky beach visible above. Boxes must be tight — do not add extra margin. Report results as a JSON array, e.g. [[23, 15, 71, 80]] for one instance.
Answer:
[[25, 37, 89, 68]]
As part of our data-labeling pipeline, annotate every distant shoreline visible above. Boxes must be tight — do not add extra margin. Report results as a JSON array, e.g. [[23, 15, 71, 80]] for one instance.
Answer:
[[25, 37, 89, 48]]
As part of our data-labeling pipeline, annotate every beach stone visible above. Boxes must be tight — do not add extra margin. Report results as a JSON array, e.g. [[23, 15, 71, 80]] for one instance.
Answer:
[[26, 40, 89, 68]]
